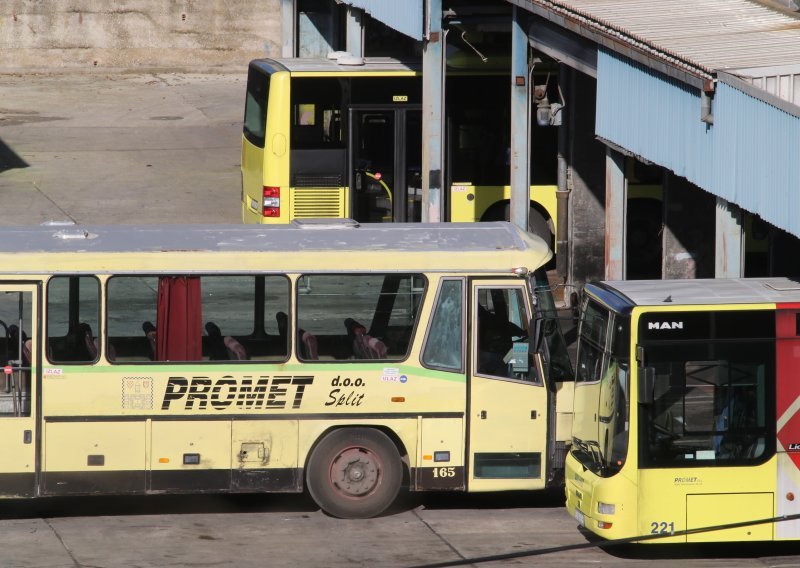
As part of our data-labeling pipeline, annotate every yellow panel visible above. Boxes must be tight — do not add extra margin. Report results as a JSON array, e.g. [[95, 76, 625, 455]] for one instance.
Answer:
[[45, 421, 146, 472], [151, 421, 231, 471], [687, 493, 773, 542], [231, 420, 298, 469], [419, 417, 464, 466]]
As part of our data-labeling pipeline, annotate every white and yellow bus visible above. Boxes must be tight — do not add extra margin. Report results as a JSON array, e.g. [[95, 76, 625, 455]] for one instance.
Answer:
[[241, 57, 561, 246], [0, 220, 572, 518], [566, 277, 800, 542]]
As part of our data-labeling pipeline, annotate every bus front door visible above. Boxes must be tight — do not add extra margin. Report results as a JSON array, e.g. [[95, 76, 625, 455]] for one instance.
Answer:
[[467, 280, 548, 491], [0, 284, 38, 497], [349, 107, 422, 223]]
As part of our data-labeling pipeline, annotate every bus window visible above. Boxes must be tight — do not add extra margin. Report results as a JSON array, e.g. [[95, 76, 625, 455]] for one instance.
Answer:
[[475, 287, 533, 381], [422, 279, 464, 372], [47, 276, 101, 363], [0, 290, 33, 416], [639, 310, 775, 466], [296, 273, 424, 361], [107, 275, 289, 363], [243, 65, 269, 149]]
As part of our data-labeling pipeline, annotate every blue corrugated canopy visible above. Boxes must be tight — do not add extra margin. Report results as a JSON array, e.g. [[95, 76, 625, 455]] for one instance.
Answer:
[[597, 48, 800, 238], [339, 0, 423, 41]]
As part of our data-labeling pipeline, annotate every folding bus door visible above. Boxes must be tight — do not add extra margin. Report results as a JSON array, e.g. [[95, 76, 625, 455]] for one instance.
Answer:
[[467, 279, 548, 492], [0, 283, 38, 497]]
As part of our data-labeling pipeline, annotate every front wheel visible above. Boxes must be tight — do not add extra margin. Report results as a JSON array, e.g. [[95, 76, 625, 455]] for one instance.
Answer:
[[306, 428, 402, 519]]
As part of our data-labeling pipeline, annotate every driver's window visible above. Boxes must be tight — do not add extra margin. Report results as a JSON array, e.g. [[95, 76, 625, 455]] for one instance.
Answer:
[[475, 286, 534, 382]]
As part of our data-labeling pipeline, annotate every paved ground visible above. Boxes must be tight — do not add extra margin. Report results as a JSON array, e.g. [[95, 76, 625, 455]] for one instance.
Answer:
[[2, 491, 800, 568], [0, 72, 244, 226]]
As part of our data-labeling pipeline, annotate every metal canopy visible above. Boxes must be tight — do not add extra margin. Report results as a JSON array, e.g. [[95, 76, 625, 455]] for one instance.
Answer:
[[337, 0, 424, 40]]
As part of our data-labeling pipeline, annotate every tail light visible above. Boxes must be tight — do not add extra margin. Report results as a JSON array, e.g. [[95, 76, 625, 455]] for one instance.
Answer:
[[263, 186, 280, 217]]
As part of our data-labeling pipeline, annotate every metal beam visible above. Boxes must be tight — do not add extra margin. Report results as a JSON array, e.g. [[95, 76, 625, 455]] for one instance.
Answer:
[[510, 6, 530, 233], [715, 197, 744, 278], [281, 0, 295, 57], [346, 6, 364, 58], [422, 0, 444, 222], [604, 147, 626, 279]]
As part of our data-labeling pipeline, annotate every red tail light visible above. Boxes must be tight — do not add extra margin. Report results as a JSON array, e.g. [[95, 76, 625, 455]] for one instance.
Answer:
[[263, 186, 280, 217]]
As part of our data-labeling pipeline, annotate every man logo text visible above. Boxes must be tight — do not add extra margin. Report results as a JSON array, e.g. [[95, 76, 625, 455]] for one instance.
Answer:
[[649, 322, 683, 330]]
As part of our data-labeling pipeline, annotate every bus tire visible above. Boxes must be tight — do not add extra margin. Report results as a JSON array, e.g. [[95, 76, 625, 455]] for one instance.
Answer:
[[306, 428, 402, 519]]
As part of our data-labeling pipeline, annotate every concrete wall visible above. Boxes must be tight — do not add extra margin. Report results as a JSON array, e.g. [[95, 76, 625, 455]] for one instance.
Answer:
[[0, 0, 280, 70]]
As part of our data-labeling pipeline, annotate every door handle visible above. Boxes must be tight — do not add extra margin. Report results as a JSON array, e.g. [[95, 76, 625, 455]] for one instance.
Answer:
[[531, 410, 537, 420], [480, 410, 487, 419]]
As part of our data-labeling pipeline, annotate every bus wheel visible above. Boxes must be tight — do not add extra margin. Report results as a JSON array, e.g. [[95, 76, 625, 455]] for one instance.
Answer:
[[306, 428, 402, 519]]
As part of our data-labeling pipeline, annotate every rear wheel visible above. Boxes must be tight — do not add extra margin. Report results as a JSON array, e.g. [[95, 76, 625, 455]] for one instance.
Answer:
[[306, 428, 402, 519]]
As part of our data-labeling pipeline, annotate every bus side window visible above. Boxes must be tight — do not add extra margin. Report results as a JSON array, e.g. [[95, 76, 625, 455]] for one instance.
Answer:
[[421, 279, 464, 372], [296, 273, 424, 362], [47, 276, 101, 364]]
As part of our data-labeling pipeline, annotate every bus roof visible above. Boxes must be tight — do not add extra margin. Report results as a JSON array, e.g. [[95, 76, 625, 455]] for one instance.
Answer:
[[251, 57, 420, 75], [593, 278, 800, 309], [0, 221, 551, 274]]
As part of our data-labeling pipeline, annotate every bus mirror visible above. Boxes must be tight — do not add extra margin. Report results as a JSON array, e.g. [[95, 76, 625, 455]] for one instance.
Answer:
[[639, 366, 655, 405]]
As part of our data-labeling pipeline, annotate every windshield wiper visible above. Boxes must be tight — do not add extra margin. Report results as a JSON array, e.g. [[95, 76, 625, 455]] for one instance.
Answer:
[[573, 436, 605, 474]]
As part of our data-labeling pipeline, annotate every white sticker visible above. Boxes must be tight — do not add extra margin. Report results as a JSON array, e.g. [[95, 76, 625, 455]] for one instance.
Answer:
[[381, 368, 407, 383], [44, 368, 63, 375]]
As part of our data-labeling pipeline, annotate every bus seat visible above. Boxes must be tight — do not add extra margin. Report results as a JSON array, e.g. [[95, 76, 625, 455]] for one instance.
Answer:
[[224, 336, 248, 360], [344, 318, 387, 360], [299, 330, 319, 360], [79, 323, 98, 360], [22, 339, 32, 367], [276, 311, 288, 343], [142, 321, 157, 360], [204, 322, 229, 360]]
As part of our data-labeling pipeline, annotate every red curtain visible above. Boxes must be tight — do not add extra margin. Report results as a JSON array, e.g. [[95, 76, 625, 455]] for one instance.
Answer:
[[156, 276, 202, 361]]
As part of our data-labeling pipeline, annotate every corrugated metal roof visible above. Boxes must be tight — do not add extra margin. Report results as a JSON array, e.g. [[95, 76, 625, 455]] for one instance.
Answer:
[[597, 48, 800, 238], [533, 0, 800, 78], [338, 0, 424, 41]]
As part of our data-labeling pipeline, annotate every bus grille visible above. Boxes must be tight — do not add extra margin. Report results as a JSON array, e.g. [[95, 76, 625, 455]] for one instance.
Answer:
[[293, 174, 342, 188], [292, 187, 345, 218]]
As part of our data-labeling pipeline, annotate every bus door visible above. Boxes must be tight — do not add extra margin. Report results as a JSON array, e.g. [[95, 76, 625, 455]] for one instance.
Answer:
[[349, 106, 422, 223], [467, 280, 548, 491], [0, 284, 38, 497]]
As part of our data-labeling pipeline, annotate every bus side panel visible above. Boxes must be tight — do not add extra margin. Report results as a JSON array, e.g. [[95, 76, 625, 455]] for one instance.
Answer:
[[230, 419, 301, 492], [42, 421, 146, 495], [414, 417, 465, 491], [262, 72, 292, 224], [150, 420, 232, 492], [776, 306, 800, 538]]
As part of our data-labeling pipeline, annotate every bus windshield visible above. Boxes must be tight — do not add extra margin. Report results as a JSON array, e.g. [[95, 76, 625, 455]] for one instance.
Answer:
[[573, 299, 630, 476]]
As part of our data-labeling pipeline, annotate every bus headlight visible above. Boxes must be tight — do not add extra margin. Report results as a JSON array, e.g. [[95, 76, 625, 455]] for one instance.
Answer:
[[597, 502, 615, 515]]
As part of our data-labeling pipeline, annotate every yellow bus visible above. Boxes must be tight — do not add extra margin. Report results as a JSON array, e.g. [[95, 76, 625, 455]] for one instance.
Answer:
[[0, 220, 573, 519], [565, 277, 800, 542], [241, 57, 560, 246]]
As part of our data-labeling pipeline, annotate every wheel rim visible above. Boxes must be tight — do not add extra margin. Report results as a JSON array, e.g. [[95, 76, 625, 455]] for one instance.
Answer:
[[329, 446, 382, 499]]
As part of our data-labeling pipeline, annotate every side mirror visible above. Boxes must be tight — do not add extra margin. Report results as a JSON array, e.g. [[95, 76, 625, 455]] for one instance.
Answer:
[[638, 366, 655, 404]]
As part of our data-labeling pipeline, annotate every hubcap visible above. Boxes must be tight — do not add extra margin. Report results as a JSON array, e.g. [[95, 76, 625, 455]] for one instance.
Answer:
[[330, 447, 381, 498]]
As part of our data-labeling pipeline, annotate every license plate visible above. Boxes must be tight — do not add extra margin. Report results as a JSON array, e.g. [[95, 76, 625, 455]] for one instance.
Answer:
[[575, 509, 585, 527]]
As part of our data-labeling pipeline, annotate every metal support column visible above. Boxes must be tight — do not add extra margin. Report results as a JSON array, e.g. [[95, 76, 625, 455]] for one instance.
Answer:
[[604, 147, 626, 280], [281, 0, 295, 57], [510, 6, 530, 232], [422, 0, 444, 222], [715, 197, 744, 277], [345, 6, 363, 58]]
